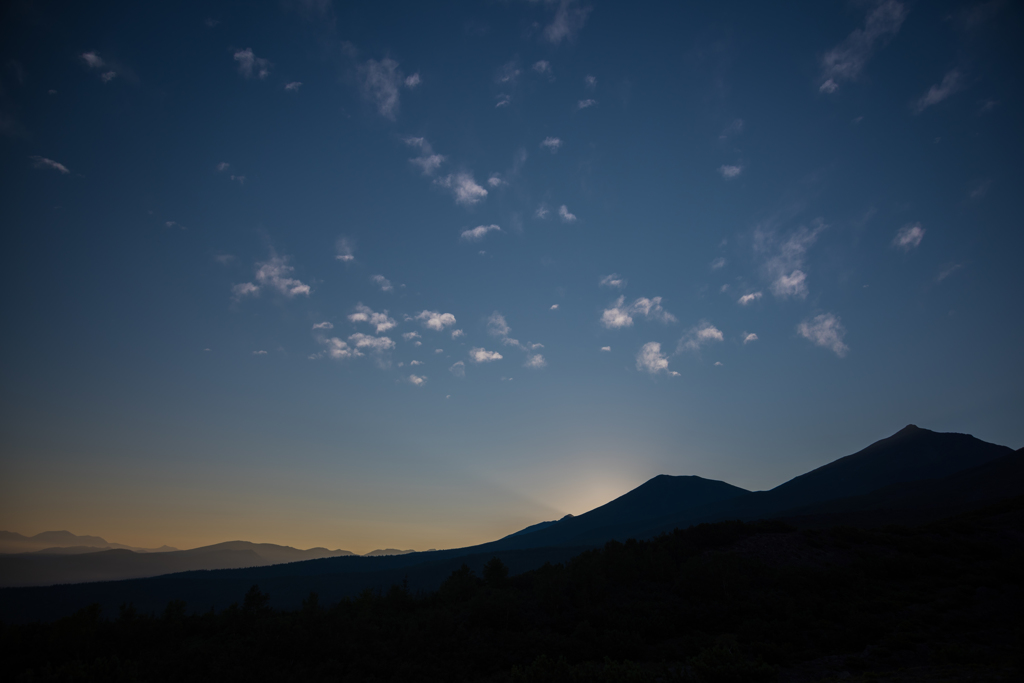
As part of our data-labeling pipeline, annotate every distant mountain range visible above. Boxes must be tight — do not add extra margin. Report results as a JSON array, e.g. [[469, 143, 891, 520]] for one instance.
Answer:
[[0, 530, 177, 555], [1, 425, 1020, 622]]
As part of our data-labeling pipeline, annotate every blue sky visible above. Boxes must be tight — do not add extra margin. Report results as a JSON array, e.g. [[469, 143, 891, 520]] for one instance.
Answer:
[[1, 0, 1021, 553]]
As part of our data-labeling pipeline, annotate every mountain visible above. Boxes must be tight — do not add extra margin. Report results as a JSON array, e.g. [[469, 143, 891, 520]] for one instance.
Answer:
[[0, 530, 177, 555], [0, 541, 356, 588], [364, 549, 418, 556]]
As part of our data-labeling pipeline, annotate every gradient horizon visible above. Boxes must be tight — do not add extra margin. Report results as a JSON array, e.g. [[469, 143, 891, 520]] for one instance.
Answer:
[[1, 1, 1022, 555]]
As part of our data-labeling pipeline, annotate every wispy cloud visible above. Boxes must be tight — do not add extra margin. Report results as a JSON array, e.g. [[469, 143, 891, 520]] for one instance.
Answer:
[[312, 321, 333, 330], [819, 0, 907, 93], [558, 205, 577, 223], [319, 337, 361, 360], [913, 69, 962, 114], [487, 173, 507, 188], [335, 236, 355, 262], [710, 257, 726, 270], [893, 223, 924, 250], [737, 292, 763, 306], [234, 48, 271, 79], [404, 137, 445, 175], [543, 0, 591, 44], [540, 137, 563, 153], [451, 329, 464, 339], [936, 263, 962, 283], [601, 296, 676, 329], [348, 304, 396, 333], [757, 221, 825, 300], [408, 374, 426, 386], [719, 118, 744, 140], [584, 74, 597, 89], [402, 331, 421, 341], [435, 172, 488, 206], [371, 274, 393, 292], [577, 99, 597, 110], [80, 51, 121, 83], [469, 347, 502, 363], [636, 342, 674, 375], [416, 310, 457, 331], [461, 224, 502, 242], [449, 360, 466, 377], [679, 322, 724, 352], [29, 156, 69, 174], [718, 164, 743, 179], [216, 162, 230, 172], [535, 205, 550, 219], [404, 73, 421, 88], [495, 94, 511, 108], [284, 81, 302, 92], [600, 346, 611, 352], [600, 274, 627, 289], [234, 255, 310, 299], [496, 60, 521, 84], [743, 333, 758, 344], [532, 60, 552, 76], [797, 313, 848, 357], [524, 353, 546, 369], [359, 57, 417, 120], [349, 333, 396, 352], [253, 350, 268, 356]]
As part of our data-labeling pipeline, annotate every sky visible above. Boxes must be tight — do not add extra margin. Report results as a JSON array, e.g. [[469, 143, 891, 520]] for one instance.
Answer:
[[1, 0, 1022, 554]]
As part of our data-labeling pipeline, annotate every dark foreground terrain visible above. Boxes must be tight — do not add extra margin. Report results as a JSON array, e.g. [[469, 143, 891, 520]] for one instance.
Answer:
[[4, 497, 1022, 682]]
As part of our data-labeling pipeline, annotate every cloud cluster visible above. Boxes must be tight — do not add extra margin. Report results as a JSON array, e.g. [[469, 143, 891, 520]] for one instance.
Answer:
[[435, 172, 488, 206], [601, 296, 677, 329], [416, 310, 457, 331], [234, 48, 271, 80], [678, 322, 724, 352], [819, 1, 907, 93], [487, 311, 546, 368], [404, 137, 445, 175], [348, 304, 396, 333], [234, 255, 310, 299], [893, 223, 924, 250], [797, 313, 849, 357], [636, 342, 677, 376], [461, 224, 502, 242]]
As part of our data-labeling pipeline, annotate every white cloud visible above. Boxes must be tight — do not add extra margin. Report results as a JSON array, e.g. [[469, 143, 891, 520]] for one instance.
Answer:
[[540, 137, 563, 153], [216, 162, 230, 172], [577, 99, 597, 109], [601, 296, 676, 328], [408, 374, 426, 386], [600, 346, 611, 352], [321, 337, 361, 360], [253, 350, 268, 355], [679, 322, 725, 352], [543, 0, 591, 44], [448, 329, 463, 340], [743, 333, 758, 344], [759, 222, 825, 300], [636, 342, 671, 375], [232, 282, 259, 299], [234, 48, 271, 79], [312, 321, 334, 330], [435, 172, 488, 206], [470, 347, 502, 363], [416, 310, 457, 331], [558, 205, 577, 223], [550, 304, 559, 310], [371, 274, 393, 292], [101, 71, 116, 83], [486, 312, 511, 338], [487, 174, 506, 188], [584, 74, 597, 89], [495, 94, 511, 108], [348, 304, 396, 333], [435, 348, 443, 354], [29, 156, 70, 174], [449, 360, 465, 377], [600, 273, 627, 289], [230, 174, 245, 185], [535, 205, 550, 219], [738, 292, 763, 306], [819, 1, 907, 93], [718, 164, 743, 179], [914, 70, 962, 114], [284, 81, 302, 92], [714, 361, 723, 367], [532, 60, 552, 75], [404, 137, 446, 176], [81, 52, 105, 69], [893, 223, 925, 250], [936, 263, 962, 283], [710, 257, 726, 270], [255, 255, 311, 297], [349, 333, 396, 352], [403, 331, 421, 341], [797, 313, 848, 357], [496, 61, 521, 84], [524, 353, 546, 369], [461, 224, 502, 242], [359, 57, 404, 119], [335, 236, 355, 262], [404, 73, 421, 88]]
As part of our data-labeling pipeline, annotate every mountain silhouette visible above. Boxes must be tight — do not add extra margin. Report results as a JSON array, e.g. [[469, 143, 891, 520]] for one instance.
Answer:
[[0, 530, 177, 555]]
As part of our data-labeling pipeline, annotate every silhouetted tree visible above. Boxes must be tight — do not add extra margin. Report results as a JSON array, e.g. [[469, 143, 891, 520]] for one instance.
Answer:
[[482, 556, 509, 588]]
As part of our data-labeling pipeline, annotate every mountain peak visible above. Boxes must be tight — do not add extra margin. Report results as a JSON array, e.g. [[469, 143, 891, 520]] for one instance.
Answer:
[[895, 424, 921, 436]]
